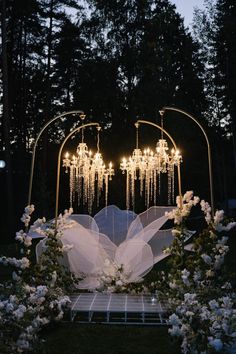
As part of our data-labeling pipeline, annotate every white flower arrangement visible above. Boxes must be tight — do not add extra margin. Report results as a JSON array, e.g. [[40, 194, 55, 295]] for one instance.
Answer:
[[96, 259, 132, 292], [168, 295, 236, 353], [0, 206, 74, 353], [159, 191, 236, 353]]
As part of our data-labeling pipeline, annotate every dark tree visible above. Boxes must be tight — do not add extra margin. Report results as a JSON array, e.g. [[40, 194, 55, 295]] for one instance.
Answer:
[[1, 0, 15, 238], [193, 0, 236, 202]]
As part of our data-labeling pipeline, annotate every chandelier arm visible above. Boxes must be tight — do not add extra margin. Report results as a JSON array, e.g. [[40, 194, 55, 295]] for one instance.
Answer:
[[136, 119, 183, 208], [161, 106, 214, 214], [81, 126, 84, 143], [96, 126, 101, 152], [27, 110, 84, 206], [160, 110, 164, 139], [55, 122, 100, 229], [134, 122, 139, 149], [81, 115, 85, 143]]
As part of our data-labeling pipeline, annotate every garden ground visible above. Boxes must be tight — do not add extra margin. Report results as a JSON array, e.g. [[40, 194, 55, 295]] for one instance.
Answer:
[[40, 323, 180, 354]]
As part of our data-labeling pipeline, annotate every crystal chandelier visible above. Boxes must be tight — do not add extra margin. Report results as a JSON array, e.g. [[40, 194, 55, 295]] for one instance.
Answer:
[[63, 120, 114, 213], [120, 121, 182, 210]]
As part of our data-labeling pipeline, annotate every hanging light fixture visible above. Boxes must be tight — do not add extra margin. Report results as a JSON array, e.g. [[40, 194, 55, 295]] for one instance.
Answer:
[[120, 113, 182, 210], [63, 116, 114, 213]]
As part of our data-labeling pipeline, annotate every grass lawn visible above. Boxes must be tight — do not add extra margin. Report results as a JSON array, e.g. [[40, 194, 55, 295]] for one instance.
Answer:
[[40, 323, 180, 354]]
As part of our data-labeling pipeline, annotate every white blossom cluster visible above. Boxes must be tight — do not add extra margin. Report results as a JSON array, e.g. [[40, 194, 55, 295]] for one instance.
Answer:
[[0, 266, 71, 352], [0, 205, 73, 353], [165, 191, 200, 225], [20, 205, 35, 227], [28, 208, 76, 238], [29, 217, 47, 237], [14, 205, 37, 247], [169, 294, 236, 353], [54, 208, 76, 230], [166, 191, 236, 233], [162, 191, 236, 353], [0, 284, 70, 352], [96, 258, 132, 292], [0, 256, 30, 269], [200, 236, 230, 272], [200, 199, 212, 224], [200, 200, 236, 231], [15, 229, 32, 247]]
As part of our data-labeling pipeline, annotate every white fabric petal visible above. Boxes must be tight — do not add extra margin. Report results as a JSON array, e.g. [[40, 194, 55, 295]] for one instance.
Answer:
[[36, 205, 195, 290], [115, 239, 153, 282], [94, 205, 137, 245]]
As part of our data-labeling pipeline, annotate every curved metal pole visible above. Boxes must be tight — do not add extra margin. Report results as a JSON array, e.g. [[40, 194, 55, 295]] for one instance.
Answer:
[[27, 110, 84, 206], [137, 119, 182, 208], [162, 106, 214, 213], [55, 122, 100, 229]]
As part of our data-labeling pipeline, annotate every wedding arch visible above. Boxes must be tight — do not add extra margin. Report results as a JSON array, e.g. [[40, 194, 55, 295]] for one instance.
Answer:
[[28, 110, 200, 293]]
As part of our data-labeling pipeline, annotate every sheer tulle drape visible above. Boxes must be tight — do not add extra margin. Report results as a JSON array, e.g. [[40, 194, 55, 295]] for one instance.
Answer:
[[36, 205, 188, 289]]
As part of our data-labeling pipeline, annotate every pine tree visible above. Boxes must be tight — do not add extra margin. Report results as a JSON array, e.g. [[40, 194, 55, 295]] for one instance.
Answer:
[[193, 0, 236, 201]]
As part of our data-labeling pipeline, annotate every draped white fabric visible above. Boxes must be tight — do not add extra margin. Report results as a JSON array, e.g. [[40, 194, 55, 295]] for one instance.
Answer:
[[94, 205, 137, 246], [36, 205, 194, 290]]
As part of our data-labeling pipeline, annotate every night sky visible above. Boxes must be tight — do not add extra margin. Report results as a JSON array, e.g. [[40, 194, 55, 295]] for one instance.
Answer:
[[171, 0, 205, 27]]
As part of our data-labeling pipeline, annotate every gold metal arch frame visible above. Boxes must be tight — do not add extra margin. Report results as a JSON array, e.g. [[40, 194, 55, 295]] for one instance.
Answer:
[[161, 106, 214, 213], [27, 110, 84, 206], [136, 119, 183, 208], [55, 122, 100, 228]]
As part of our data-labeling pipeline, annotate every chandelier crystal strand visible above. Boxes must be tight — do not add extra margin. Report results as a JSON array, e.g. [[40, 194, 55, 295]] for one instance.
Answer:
[[167, 166, 172, 205], [70, 161, 74, 207], [153, 169, 157, 205], [120, 122, 182, 210], [77, 170, 82, 208], [62, 122, 114, 213], [126, 171, 130, 210], [172, 166, 175, 204]]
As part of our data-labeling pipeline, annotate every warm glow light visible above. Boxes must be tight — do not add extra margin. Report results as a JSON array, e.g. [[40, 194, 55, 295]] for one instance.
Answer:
[[120, 139, 182, 209], [63, 141, 114, 213]]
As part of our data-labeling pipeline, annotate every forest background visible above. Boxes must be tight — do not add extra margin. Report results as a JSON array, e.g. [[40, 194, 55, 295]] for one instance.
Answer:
[[1, 0, 236, 241]]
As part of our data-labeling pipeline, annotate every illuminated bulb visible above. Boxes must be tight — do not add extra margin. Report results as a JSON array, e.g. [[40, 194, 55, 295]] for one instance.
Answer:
[[63, 131, 114, 213], [120, 139, 182, 209]]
